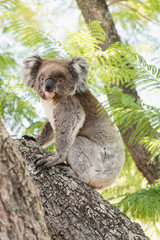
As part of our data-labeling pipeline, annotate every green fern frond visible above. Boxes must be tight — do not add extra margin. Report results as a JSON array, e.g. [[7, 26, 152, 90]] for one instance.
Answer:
[[1, 10, 66, 58], [140, 137, 160, 163], [101, 88, 160, 144], [127, 52, 160, 91], [90, 20, 106, 44], [0, 52, 17, 70], [111, 0, 160, 31], [115, 183, 160, 224], [100, 42, 160, 91], [0, 0, 17, 10], [66, 28, 101, 59], [0, 67, 39, 135], [0, 54, 7, 69]]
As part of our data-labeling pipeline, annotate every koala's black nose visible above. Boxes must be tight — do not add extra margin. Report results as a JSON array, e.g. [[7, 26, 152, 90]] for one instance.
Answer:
[[45, 78, 55, 92]]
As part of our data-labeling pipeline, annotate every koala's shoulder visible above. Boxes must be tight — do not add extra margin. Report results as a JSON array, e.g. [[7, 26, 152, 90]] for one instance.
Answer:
[[76, 89, 99, 107]]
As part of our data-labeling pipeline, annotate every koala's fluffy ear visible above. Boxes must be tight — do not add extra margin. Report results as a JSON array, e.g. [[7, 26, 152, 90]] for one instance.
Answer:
[[68, 56, 89, 93], [23, 55, 43, 88]]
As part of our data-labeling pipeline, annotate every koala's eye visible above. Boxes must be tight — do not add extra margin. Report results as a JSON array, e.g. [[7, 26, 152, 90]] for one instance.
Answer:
[[58, 78, 63, 83]]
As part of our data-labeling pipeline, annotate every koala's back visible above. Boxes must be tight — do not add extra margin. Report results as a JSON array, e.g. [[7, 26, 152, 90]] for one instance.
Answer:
[[67, 90, 125, 189], [76, 89, 121, 148]]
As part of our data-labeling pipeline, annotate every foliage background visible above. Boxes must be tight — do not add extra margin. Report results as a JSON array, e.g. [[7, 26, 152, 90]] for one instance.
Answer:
[[0, 0, 160, 239]]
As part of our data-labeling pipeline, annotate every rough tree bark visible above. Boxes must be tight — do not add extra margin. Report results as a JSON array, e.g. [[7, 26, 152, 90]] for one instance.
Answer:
[[13, 137, 149, 240], [0, 119, 50, 240], [76, 0, 160, 183]]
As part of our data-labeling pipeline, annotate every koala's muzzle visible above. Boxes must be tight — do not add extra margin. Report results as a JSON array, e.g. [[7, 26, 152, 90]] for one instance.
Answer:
[[45, 78, 55, 92]]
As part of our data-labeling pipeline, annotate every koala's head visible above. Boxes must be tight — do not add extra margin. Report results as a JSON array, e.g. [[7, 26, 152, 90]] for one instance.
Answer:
[[23, 55, 88, 100]]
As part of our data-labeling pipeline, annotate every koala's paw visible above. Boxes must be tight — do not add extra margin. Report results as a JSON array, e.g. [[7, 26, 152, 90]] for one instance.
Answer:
[[59, 165, 78, 179], [34, 155, 62, 169], [22, 135, 36, 142]]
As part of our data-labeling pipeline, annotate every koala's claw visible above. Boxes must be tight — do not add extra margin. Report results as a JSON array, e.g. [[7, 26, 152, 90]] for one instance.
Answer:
[[35, 158, 48, 169], [34, 155, 62, 169], [22, 135, 36, 142], [59, 165, 77, 178]]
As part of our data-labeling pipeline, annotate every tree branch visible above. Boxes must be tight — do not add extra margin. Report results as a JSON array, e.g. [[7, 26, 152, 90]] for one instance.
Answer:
[[14, 138, 149, 240], [107, 0, 153, 23], [0, 119, 50, 240], [107, 0, 128, 7], [117, 3, 153, 22]]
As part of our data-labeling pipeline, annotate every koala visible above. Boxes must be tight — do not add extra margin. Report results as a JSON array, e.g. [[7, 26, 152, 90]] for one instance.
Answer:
[[23, 55, 125, 190]]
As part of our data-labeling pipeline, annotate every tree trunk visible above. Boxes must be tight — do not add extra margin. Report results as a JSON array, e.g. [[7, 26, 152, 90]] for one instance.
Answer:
[[13, 137, 149, 240], [0, 119, 50, 240], [75, 0, 160, 183]]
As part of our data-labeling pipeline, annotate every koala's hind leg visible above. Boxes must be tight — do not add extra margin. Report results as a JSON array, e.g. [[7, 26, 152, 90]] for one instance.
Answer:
[[64, 136, 98, 186], [63, 137, 101, 188], [64, 136, 124, 190]]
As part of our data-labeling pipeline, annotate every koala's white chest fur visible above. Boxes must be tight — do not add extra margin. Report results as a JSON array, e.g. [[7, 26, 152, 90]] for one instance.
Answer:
[[41, 99, 56, 130]]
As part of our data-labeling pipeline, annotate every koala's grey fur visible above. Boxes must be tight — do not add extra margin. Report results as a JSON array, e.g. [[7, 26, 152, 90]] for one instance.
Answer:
[[23, 55, 125, 190]]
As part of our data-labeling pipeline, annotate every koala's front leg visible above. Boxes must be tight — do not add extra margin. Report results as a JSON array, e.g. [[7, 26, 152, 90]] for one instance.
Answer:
[[36, 97, 85, 169], [36, 121, 54, 147]]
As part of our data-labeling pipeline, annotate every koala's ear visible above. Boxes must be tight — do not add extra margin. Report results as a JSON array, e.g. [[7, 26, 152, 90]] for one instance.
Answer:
[[23, 55, 43, 88], [68, 56, 89, 93]]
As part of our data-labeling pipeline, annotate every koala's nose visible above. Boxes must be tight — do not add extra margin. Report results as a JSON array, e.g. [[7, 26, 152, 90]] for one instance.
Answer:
[[45, 78, 55, 92]]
